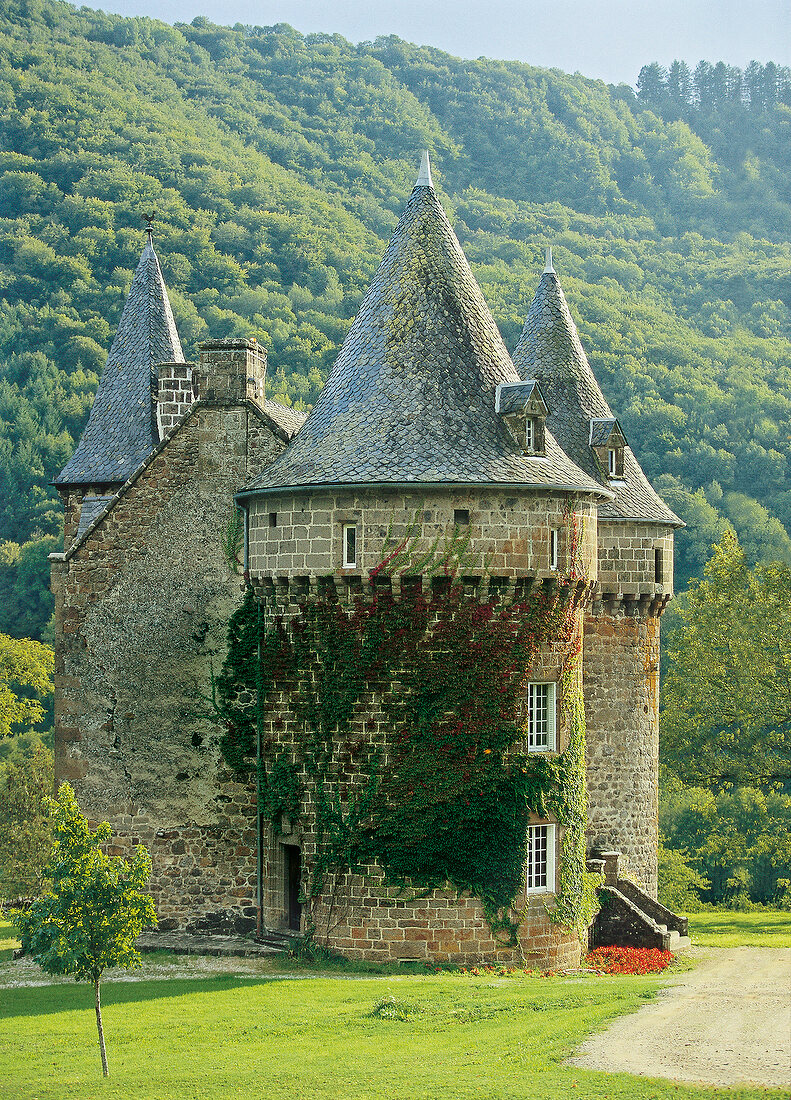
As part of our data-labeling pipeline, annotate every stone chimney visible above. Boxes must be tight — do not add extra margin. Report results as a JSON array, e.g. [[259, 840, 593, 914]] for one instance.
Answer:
[[196, 338, 267, 405], [156, 362, 198, 438]]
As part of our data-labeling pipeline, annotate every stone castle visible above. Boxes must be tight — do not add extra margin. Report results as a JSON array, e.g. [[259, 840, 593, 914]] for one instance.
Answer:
[[51, 154, 682, 968]]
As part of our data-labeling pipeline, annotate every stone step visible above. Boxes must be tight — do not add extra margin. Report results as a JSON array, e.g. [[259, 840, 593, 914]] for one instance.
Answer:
[[137, 930, 295, 957], [667, 930, 692, 950]]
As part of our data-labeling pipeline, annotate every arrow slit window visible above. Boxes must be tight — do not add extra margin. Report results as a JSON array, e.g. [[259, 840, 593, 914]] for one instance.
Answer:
[[342, 523, 358, 568]]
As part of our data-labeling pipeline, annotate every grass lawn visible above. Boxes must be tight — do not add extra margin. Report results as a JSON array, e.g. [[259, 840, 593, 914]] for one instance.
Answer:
[[0, 963, 784, 1100], [2, 915, 788, 1099], [688, 909, 791, 947]]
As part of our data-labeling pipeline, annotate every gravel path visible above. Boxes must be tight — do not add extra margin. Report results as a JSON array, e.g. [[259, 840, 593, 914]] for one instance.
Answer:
[[570, 946, 791, 1088]]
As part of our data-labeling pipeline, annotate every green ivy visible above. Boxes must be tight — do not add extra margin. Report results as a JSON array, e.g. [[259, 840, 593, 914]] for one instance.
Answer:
[[215, 575, 597, 943]]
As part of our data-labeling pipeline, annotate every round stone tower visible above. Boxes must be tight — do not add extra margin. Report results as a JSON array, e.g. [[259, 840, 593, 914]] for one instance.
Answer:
[[237, 155, 612, 967], [512, 250, 682, 896]]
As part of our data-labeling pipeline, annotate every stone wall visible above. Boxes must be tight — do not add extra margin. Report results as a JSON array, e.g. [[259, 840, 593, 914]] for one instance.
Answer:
[[303, 863, 581, 968], [52, 398, 286, 932], [597, 521, 674, 597], [583, 604, 661, 894], [248, 577, 587, 967], [248, 487, 598, 581]]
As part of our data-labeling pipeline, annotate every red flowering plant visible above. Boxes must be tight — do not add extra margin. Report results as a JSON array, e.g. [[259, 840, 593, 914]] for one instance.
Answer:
[[585, 946, 673, 974]]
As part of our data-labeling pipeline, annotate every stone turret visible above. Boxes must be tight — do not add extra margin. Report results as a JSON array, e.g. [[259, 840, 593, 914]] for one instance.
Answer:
[[55, 229, 185, 549], [513, 255, 683, 894]]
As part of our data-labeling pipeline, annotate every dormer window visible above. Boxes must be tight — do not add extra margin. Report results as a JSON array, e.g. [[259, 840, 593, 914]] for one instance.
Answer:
[[590, 418, 626, 480], [495, 381, 548, 456]]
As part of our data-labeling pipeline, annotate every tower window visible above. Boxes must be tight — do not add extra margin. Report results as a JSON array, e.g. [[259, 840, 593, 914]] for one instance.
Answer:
[[549, 528, 559, 571], [526, 682, 556, 752], [342, 523, 358, 568], [269, 512, 277, 528], [608, 448, 617, 476], [454, 508, 470, 526], [655, 547, 663, 584], [526, 824, 556, 893]]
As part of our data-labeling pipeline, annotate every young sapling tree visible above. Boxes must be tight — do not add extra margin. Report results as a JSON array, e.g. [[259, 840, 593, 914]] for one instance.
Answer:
[[13, 783, 156, 1077]]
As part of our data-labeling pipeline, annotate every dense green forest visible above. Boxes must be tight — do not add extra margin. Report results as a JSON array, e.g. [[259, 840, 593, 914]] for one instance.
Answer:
[[1, 0, 790, 640]]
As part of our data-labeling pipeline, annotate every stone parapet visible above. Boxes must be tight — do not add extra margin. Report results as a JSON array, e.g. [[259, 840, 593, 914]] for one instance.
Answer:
[[248, 487, 598, 582]]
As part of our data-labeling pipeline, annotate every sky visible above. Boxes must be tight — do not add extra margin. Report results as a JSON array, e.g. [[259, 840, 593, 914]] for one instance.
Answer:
[[80, 0, 791, 86]]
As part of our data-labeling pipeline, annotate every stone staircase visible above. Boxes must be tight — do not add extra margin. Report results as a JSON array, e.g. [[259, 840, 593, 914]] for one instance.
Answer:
[[588, 850, 691, 952]]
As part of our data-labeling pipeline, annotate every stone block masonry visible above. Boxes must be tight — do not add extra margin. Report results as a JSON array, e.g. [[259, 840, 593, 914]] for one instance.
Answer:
[[52, 389, 292, 934], [157, 362, 197, 438], [248, 488, 598, 581], [583, 604, 661, 895], [307, 866, 581, 969]]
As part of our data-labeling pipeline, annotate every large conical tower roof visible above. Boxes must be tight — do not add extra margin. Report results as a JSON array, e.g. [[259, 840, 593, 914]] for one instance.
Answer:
[[56, 232, 184, 486], [245, 157, 602, 496], [512, 257, 680, 524]]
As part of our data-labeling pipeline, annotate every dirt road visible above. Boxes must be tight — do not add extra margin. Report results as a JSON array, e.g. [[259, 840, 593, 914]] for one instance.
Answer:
[[571, 946, 791, 1088]]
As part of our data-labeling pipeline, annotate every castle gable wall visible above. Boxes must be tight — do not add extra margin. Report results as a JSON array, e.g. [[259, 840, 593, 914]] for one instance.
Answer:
[[52, 402, 288, 933]]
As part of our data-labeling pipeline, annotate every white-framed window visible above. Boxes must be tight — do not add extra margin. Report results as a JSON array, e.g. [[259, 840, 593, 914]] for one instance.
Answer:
[[549, 528, 559, 571], [526, 823, 556, 893], [342, 523, 358, 568], [525, 417, 536, 451], [527, 682, 556, 752], [608, 447, 617, 476]]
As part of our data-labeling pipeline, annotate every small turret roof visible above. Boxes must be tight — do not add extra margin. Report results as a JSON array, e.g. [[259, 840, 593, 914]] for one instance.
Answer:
[[512, 266, 681, 525], [243, 156, 604, 497], [56, 235, 184, 486]]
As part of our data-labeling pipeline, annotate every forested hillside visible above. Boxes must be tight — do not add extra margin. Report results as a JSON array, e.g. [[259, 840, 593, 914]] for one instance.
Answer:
[[1, 0, 790, 638]]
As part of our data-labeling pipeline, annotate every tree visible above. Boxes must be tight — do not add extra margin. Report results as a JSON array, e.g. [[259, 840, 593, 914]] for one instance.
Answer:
[[0, 632, 53, 738], [13, 785, 156, 1077], [662, 531, 791, 790], [0, 742, 53, 899]]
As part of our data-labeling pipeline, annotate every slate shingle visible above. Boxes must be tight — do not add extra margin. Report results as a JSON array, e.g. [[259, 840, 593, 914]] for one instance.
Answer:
[[512, 270, 681, 525], [75, 495, 116, 540], [244, 171, 605, 497], [56, 236, 184, 487]]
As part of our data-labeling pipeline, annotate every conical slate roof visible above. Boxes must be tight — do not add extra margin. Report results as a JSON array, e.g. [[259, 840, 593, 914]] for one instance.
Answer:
[[245, 158, 603, 496], [56, 235, 184, 486], [512, 261, 680, 525]]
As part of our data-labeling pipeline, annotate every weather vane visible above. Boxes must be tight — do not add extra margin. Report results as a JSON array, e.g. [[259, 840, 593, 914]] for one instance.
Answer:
[[142, 211, 155, 240]]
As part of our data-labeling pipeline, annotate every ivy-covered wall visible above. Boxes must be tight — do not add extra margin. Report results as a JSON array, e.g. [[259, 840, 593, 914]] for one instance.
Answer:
[[215, 567, 600, 966]]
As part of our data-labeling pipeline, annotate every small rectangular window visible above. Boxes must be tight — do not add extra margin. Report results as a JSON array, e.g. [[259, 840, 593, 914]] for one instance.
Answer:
[[454, 508, 470, 526], [608, 448, 617, 476], [549, 528, 559, 571], [655, 547, 663, 584], [525, 417, 535, 451], [527, 682, 556, 752], [342, 523, 358, 568], [526, 824, 556, 893], [269, 512, 277, 528]]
